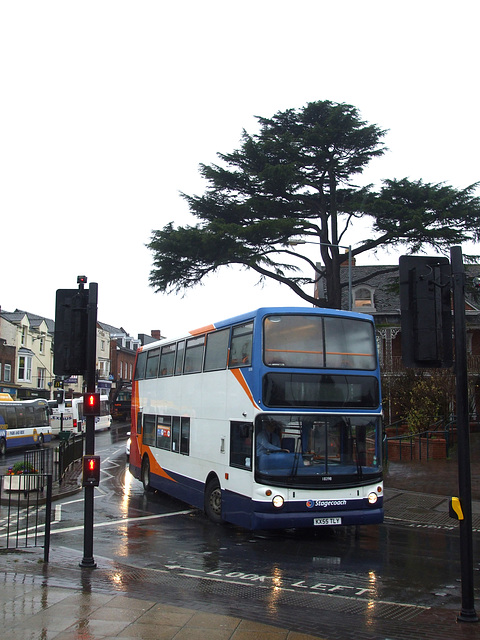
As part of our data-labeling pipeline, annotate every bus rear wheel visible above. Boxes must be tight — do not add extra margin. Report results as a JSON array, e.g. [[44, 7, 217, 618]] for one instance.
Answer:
[[205, 478, 223, 524], [141, 456, 151, 492]]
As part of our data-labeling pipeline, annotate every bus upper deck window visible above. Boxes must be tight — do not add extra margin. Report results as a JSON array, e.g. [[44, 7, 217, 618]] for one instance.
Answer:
[[264, 315, 324, 368], [229, 322, 253, 368], [134, 351, 147, 380]]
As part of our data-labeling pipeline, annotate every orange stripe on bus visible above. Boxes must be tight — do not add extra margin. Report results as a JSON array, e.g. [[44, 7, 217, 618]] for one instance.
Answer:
[[265, 348, 373, 356], [230, 369, 259, 410], [145, 449, 177, 482], [189, 324, 215, 336]]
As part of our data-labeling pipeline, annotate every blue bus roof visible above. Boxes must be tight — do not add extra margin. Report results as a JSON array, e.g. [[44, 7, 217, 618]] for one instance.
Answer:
[[209, 306, 374, 332]]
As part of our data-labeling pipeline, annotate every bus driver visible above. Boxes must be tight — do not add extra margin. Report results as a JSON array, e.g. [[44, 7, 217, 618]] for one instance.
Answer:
[[256, 418, 289, 455]]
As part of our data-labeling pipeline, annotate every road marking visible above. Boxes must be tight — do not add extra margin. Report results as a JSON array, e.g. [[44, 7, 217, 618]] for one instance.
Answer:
[[50, 509, 193, 534], [159, 563, 430, 612]]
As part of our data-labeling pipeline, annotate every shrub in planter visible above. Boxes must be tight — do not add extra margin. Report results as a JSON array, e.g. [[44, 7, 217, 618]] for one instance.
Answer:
[[8, 461, 38, 476], [3, 461, 39, 492]]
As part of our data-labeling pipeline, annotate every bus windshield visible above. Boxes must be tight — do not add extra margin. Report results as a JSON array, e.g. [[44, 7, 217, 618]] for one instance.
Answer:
[[255, 414, 381, 487], [263, 314, 376, 370]]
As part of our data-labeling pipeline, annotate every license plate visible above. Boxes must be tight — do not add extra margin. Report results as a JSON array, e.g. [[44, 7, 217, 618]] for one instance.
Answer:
[[314, 517, 342, 526]]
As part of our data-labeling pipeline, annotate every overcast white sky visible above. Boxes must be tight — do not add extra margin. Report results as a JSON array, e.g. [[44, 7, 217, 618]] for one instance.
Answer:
[[1, 1, 479, 339]]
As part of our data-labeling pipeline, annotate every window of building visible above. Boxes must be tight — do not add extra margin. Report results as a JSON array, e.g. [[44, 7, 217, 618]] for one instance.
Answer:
[[37, 368, 46, 389], [18, 355, 32, 382], [21, 326, 27, 346], [4, 364, 11, 382], [353, 287, 375, 311]]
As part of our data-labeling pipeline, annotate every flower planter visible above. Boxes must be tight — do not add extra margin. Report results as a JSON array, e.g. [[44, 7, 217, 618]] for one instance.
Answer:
[[2, 474, 40, 492]]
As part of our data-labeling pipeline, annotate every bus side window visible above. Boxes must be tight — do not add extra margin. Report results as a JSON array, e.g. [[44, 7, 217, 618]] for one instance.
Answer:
[[157, 416, 172, 449], [134, 351, 147, 380], [184, 336, 204, 373], [145, 349, 160, 379], [180, 417, 190, 455], [7, 406, 17, 429], [229, 322, 253, 368], [204, 328, 229, 371], [159, 344, 175, 377], [143, 414, 156, 446], [175, 341, 185, 375], [172, 416, 180, 452], [230, 421, 252, 470]]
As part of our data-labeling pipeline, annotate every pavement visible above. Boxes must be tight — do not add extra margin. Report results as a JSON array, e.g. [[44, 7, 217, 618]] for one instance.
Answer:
[[0, 436, 479, 639]]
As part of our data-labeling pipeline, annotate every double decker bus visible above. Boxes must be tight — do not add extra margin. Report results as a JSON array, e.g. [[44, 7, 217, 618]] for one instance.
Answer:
[[129, 307, 383, 530], [0, 398, 52, 455]]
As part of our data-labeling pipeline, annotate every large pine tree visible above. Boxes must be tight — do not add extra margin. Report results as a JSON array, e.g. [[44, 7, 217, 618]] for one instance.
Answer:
[[148, 100, 480, 308]]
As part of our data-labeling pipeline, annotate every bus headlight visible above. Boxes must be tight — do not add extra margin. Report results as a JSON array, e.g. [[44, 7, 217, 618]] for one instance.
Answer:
[[272, 495, 284, 508], [367, 492, 378, 504]]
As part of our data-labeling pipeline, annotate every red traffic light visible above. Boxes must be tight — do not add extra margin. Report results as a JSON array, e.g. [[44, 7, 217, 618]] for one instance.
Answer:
[[82, 455, 101, 487], [83, 392, 101, 416]]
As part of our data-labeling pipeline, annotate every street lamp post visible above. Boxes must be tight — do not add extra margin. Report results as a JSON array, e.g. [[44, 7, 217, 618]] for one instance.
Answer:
[[288, 239, 352, 310]]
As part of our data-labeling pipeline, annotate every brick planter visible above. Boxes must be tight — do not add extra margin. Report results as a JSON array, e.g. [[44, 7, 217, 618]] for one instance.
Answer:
[[386, 436, 448, 461], [417, 437, 448, 460]]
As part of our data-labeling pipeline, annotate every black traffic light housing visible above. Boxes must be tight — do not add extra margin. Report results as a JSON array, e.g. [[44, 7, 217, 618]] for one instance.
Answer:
[[54, 287, 89, 376], [399, 255, 453, 368], [82, 455, 101, 487], [83, 392, 101, 416], [53, 389, 65, 404]]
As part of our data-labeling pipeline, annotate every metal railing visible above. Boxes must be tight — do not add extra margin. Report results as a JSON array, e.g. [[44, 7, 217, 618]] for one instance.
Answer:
[[0, 473, 53, 562], [383, 419, 459, 462], [58, 433, 84, 482]]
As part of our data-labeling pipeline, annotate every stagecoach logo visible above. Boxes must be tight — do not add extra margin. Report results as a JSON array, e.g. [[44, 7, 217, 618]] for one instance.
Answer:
[[306, 499, 347, 509]]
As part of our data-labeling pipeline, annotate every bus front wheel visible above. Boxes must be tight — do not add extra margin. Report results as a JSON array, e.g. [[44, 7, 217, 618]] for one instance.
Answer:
[[0, 438, 6, 456], [141, 456, 151, 492], [205, 478, 223, 524]]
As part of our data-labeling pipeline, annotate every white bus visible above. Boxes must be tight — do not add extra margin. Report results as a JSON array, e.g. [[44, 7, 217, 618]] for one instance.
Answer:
[[0, 398, 52, 455], [50, 395, 111, 436], [129, 307, 384, 530]]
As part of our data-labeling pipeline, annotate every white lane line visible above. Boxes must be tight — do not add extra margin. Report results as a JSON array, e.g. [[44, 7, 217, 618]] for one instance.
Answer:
[[50, 509, 193, 534]]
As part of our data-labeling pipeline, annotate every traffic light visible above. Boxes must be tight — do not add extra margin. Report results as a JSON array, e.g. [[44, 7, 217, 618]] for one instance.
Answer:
[[399, 255, 453, 368], [53, 389, 65, 404], [54, 288, 89, 375], [82, 455, 101, 487], [83, 392, 101, 416]]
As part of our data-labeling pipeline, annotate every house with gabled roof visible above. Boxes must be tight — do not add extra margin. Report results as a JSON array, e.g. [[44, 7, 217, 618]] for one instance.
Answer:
[[0, 309, 54, 400]]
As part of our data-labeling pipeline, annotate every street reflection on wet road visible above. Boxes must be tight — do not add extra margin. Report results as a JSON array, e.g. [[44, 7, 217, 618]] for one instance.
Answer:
[[48, 426, 478, 616]]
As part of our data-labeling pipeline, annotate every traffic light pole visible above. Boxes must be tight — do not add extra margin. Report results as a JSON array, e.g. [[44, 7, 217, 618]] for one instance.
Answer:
[[80, 281, 98, 569], [451, 246, 477, 623]]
